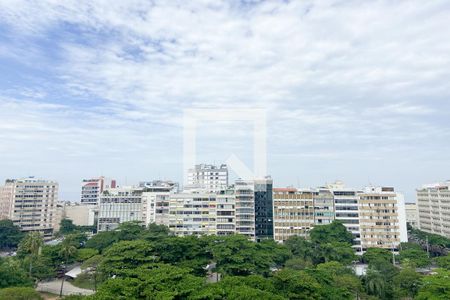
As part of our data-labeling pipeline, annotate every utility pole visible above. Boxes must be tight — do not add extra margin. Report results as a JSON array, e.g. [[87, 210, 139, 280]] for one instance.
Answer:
[[392, 242, 396, 266], [426, 236, 430, 258]]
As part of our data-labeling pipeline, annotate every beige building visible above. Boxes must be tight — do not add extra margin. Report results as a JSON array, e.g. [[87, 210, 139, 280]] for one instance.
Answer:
[[273, 188, 314, 242], [358, 187, 407, 251], [168, 192, 218, 236], [313, 188, 335, 225], [417, 181, 450, 238], [63, 202, 97, 227], [405, 203, 419, 228], [0, 177, 58, 240]]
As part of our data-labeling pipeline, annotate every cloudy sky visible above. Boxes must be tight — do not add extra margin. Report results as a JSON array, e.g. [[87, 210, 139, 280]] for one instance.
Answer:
[[0, 0, 449, 201]]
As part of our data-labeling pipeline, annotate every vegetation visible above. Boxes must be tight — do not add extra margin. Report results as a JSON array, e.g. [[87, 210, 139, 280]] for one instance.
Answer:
[[0, 220, 24, 250], [0, 287, 42, 300], [1, 220, 450, 299]]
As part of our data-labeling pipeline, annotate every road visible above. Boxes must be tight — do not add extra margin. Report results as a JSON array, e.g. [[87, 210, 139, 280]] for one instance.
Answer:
[[36, 279, 95, 296]]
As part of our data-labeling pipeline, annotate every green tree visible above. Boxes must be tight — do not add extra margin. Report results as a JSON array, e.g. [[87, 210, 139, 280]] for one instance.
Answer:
[[416, 269, 450, 300], [99, 240, 157, 277], [284, 258, 313, 270], [398, 248, 431, 268], [314, 242, 356, 265], [0, 220, 24, 250], [362, 248, 392, 264], [392, 267, 422, 299], [0, 258, 32, 289], [116, 221, 145, 241], [59, 235, 78, 297], [0, 287, 42, 300], [18, 231, 43, 277], [271, 269, 322, 300], [210, 235, 277, 276], [435, 254, 450, 269], [364, 269, 387, 299], [84, 231, 119, 253], [76, 248, 99, 261], [309, 221, 354, 245], [284, 236, 314, 262], [59, 218, 78, 235]]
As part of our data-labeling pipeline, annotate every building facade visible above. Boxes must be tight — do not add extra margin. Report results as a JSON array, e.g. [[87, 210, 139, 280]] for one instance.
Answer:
[[273, 188, 314, 242], [328, 181, 363, 253], [97, 186, 143, 231], [254, 177, 274, 241], [405, 203, 419, 228], [81, 177, 116, 205], [358, 186, 407, 251], [312, 188, 335, 225], [417, 181, 450, 238], [63, 202, 97, 226], [0, 177, 58, 240], [187, 164, 228, 192], [234, 180, 256, 240]]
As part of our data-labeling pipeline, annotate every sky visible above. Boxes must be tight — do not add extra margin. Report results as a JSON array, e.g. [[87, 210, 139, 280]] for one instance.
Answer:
[[0, 0, 449, 202]]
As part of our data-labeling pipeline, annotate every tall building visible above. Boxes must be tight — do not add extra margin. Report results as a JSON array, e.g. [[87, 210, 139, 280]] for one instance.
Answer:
[[216, 189, 236, 236], [81, 177, 116, 205], [417, 181, 450, 238], [273, 188, 314, 243], [97, 186, 143, 231], [187, 164, 228, 192], [234, 179, 256, 240], [0, 177, 58, 240], [312, 188, 335, 225], [254, 177, 274, 241], [141, 180, 178, 226], [168, 192, 218, 236], [405, 203, 419, 228], [358, 186, 407, 251], [327, 181, 363, 253]]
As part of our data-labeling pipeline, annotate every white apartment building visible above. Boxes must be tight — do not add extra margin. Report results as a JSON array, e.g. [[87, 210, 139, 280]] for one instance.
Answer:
[[234, 179, 256, 240], [187, 164, 228, 193], [327, 181, 363, 253], [0, 177, 58, 240], [359, 186, 407, 251], [405, 203, 419, 228], [417, 181, 450, 238], [81, 177, 116, 205], [97, 186, 143, 231], [273, 188, 314, 242], [141, 180, 178, 226]]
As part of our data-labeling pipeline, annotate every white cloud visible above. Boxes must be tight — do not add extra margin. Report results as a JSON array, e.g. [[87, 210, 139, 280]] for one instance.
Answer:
[[0, 0, 449, 200]]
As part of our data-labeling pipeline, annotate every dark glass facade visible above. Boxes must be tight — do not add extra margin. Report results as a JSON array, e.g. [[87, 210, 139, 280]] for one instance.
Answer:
[[254, 178, 273, 241]]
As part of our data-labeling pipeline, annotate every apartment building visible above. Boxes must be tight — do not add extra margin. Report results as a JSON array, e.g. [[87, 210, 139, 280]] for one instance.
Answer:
[[359, 187, 407, 251], [81, 177, 116, 205], [168, 192, 218, 236], [0, 177, 58, 240], [234, 179, 256, 240], [216, 190, 236, 236], [187, 164, 228, 192], [405, 203, 419, 228], [254, 177, 274, 241], [97, 186, 143, 231], [417, 181, 450, 238], [327, 181, 363, 252], [141, 180, 178, 226], [313, 188, 335, 225], [273, 188, 314, 242]]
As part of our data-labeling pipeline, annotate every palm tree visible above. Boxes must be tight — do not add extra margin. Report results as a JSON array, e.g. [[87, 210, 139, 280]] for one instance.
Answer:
[[18, 231, 43, 277], [364, 269, 386, 298], [59, 235, 78, 297]]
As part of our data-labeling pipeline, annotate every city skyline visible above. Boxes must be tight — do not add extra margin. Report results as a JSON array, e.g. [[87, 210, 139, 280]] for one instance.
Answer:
[[1, 1, 450, 202]]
